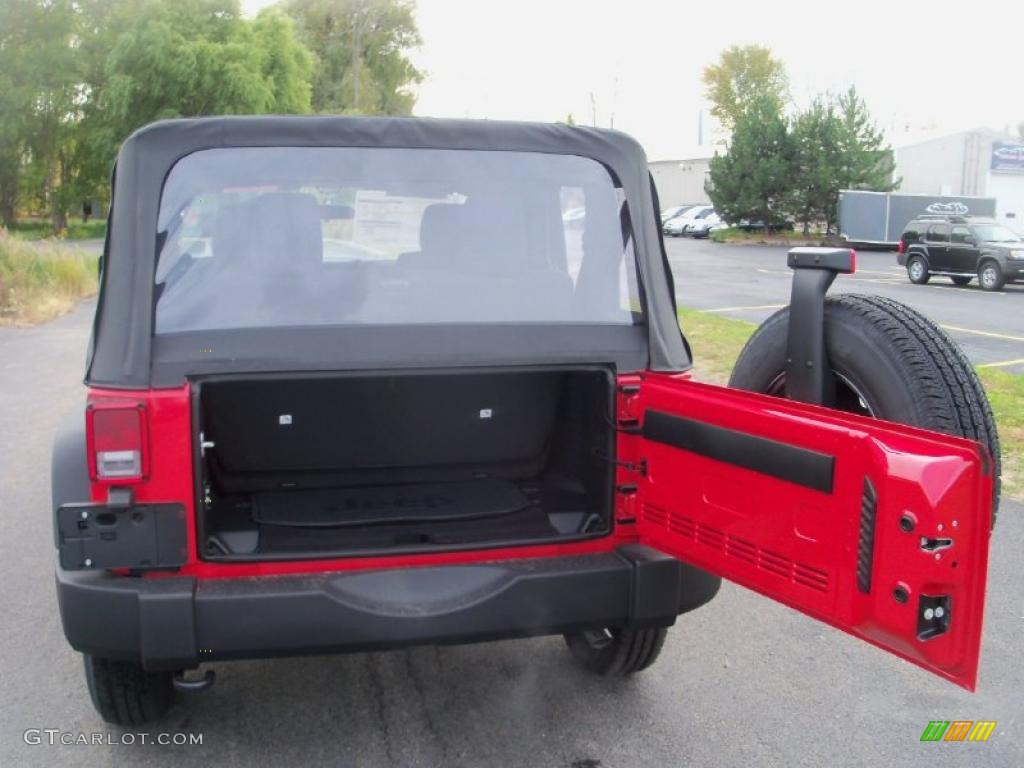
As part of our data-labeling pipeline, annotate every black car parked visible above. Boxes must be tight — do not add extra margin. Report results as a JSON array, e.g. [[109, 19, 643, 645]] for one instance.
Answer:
[[897, 215, 1024, 291]]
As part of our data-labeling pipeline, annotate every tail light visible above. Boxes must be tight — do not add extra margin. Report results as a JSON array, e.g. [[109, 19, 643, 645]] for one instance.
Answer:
[[896, 239, 905, 255], [86, 400, 149, 480], [849, 248, 857, 274]]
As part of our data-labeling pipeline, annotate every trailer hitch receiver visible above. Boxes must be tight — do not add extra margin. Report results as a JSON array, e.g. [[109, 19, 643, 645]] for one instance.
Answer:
[[784, 247, 856, 406]]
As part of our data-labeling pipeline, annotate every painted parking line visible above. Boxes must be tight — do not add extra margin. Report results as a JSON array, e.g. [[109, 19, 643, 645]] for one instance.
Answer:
[[756, 267, 904, 279], [940, 325, 1024, 343], [704, 304, 787, 313], [977, 358, 1024, 369], [852, 268, 904, 277], [698, 312, 1024, 349]]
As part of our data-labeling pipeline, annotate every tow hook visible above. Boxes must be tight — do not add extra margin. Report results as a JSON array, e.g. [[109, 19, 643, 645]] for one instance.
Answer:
[[784, 247, 856, 406], [173, 669, 216, 693]]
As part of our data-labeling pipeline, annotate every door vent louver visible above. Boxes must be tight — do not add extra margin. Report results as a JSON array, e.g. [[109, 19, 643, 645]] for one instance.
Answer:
[[857, 477, 878, 594], [641, 503, 829, 593]]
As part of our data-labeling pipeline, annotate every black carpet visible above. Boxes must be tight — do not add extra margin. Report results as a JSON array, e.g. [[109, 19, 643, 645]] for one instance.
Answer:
[[252, 478, 529, 528]]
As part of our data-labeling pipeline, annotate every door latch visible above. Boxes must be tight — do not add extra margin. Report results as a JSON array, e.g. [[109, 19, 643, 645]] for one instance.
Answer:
[[920, 536, 954, 553]]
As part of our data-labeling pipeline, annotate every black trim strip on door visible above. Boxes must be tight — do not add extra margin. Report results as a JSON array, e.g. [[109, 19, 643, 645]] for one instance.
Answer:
[[642, 410, 835, 493]]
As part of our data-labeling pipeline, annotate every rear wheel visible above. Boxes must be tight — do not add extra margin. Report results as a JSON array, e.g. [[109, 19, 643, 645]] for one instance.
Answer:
[[729, 294, 1001, 527], [906, 255, 930, 284], [83, 655, 175, 725], [564, 626, 668, 675], [951, 275, 972, 286], [978, 260, 1005, 291]]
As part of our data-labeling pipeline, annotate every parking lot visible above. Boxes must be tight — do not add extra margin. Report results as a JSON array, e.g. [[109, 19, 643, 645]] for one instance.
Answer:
[[1, 276, 1022, 767], [666, 237, 1024, 374]]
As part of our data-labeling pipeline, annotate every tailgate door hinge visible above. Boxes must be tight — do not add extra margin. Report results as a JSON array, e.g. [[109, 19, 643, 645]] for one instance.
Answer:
[[616, 483, 638, 523]]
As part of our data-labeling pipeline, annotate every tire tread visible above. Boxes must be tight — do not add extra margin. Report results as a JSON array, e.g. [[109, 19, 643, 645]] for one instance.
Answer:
[[83, 655, 174, 726], [730, 294, 1000, 527], [564, 626, 668, 676]]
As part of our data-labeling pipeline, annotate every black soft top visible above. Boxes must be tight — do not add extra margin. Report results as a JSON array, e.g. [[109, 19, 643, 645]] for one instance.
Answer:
[[87, 115, 689, 388]]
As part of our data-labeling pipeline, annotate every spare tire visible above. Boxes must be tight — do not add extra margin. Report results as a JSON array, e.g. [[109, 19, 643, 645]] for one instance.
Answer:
[[729, 294, 1001, 527]]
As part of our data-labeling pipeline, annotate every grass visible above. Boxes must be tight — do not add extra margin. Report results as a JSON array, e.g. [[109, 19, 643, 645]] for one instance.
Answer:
[[678, 306, 1023, 501], [976, 368, 1024, 500], [678, 307, 760, 384], [710, 226, 829, 246], [6, 218, 107, 241], [0, 228, 99, 325]]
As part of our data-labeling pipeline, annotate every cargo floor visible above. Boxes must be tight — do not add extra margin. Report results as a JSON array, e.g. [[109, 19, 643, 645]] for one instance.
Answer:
[[206, 479, 599, 556]]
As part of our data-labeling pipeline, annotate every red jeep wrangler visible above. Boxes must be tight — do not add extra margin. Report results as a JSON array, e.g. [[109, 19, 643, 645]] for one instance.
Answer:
[[52, 117, 1000, 725]]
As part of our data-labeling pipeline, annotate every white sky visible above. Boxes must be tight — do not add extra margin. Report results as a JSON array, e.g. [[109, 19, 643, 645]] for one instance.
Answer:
[[244, 0, 1022, 159]]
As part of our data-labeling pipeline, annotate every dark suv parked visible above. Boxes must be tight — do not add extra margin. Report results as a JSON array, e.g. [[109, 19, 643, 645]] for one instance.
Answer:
[[897, 215, 1024, 291]]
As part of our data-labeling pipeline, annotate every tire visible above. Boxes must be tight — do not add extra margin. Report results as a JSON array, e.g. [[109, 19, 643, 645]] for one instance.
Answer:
[[83, 655, 175, 725], [729, 294, 1001, 527], [978, 260, 1005, 291], [564, 626, 668, 676], [906, 254, 930, 284], [951, 276, 972, 286]]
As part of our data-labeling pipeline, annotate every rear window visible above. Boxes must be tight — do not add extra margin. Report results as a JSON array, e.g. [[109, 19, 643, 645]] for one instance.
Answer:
[[154, 147, 641, 332], [902, 222, 922, 241]]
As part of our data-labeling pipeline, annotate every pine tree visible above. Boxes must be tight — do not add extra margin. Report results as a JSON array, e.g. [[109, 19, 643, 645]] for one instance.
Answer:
[[706, 95, 793, 230], [784, 87, 899, 234], [833, 86, 899, 227], [787, 98, 842, 234]]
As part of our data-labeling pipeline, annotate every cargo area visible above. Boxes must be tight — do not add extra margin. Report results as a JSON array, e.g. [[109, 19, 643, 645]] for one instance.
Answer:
[[195, 368, 616, 560]]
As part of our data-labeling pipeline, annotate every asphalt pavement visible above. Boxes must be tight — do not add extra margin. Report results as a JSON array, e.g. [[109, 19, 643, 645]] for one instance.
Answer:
[[1, 299, 1022, 768], [667, 237, 1024, 374]]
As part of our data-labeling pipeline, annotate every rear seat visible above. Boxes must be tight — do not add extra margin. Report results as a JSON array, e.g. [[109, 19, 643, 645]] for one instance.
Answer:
[[396, 199, 574, 321]]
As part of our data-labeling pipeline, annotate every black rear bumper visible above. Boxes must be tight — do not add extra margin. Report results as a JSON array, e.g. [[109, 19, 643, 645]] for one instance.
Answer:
[[57, 545, 720, 670]]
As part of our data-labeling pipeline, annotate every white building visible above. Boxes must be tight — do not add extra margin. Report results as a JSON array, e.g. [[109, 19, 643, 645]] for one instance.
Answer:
[[894, 128, 1024, 227], [648, 149, 715, 208]]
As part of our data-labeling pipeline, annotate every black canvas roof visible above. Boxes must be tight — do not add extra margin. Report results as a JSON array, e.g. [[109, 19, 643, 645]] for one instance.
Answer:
[[87, 115, 690, 387]]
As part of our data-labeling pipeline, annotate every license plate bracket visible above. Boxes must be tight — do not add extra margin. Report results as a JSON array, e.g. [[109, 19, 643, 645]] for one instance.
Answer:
[[57, 503, 188, 571]]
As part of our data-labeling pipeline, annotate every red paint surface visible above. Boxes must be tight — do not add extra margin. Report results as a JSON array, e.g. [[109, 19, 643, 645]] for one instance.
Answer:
[[631, 373, 991, 691], [84, 384, 634, 581], [85, 369, 992, 689]]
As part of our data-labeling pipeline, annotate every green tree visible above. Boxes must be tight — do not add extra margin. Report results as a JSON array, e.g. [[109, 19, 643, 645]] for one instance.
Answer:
[[833, 85, 899, 218], [281, 0, 423, 115], [0, 0, 81, 230], [101, 2, 279, 132], [702, 45, 788, 131], [0, 1, 31, 226], [73, 0, 313, 207], [786, 98, 842, 234], [784, 87, 897, 234], [69, 1, 147, 213], [252, 9, 315, 113], [706, 95, 793, 229]]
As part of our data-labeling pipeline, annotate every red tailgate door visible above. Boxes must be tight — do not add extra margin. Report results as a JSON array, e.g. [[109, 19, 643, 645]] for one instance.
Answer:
[[626, 374, 993, 690]]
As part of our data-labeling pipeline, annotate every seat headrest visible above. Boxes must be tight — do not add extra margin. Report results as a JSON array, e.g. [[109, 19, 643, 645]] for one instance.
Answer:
[[416, 200, 538, 274], [419, 203, 470, 257], [212, 192, 323, 269]]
